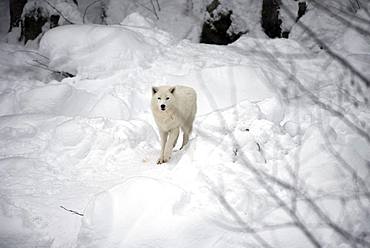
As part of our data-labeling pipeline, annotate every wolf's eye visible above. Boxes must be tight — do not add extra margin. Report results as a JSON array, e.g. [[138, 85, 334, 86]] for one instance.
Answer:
[[166, 97, 170, 100], [157, 97, 161, 100]]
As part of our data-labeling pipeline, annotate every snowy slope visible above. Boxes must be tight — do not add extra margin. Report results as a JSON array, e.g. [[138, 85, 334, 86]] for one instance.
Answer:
[[0, 11, 369, 248]]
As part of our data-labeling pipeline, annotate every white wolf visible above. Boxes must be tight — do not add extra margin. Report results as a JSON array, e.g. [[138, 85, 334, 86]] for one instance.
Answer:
[[151, 85, 197, 164]]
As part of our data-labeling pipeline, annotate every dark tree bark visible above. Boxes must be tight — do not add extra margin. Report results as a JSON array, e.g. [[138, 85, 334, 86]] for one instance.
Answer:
[[261, 0, 282, 38], [8, 0, 27, 32], [9, 0, 74, 44], [200, 0, 245, 45], [22, 8, 48, 43], [296, 2, 307, 22], [282, 31, 289, 38], [50, 15, 60, 28]]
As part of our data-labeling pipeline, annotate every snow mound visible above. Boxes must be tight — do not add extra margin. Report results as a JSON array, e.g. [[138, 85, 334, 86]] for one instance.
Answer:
[[231, 36, 309, 55], [39, 24, 157, 77], [77, 177, 199, 248], [13, 81, 130, 119], [257, 97, 285, 124], [120, 12, 155, 28]]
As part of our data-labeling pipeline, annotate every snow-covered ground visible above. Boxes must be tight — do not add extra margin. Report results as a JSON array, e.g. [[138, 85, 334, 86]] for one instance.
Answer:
[[1, 2, 370, 248]]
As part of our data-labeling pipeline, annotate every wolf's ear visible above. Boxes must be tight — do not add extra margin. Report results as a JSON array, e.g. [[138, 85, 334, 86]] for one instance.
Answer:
[[169, 86, 176, 94], [152, 87, 158, 95]]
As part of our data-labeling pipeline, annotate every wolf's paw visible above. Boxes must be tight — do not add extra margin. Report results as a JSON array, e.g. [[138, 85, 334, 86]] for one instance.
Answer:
[[157, 158, 166, 164], [157, 155, 170, 164]]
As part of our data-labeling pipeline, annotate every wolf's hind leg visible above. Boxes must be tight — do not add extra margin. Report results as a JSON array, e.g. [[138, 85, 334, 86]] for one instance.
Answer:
[[173, 128, 179, 148], [180, 124, 192, 150]]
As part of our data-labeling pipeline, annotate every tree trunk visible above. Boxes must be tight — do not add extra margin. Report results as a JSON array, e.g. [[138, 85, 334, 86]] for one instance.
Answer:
[[22, 8, 48, 43], [200, 0, 245, 45], [296, 2, 307, 22], [261, 0, 282, 38], [9, 0, 27, 32]]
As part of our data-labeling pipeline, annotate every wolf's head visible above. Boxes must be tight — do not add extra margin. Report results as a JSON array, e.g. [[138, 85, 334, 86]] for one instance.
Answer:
[[152, 86, 176, 112]]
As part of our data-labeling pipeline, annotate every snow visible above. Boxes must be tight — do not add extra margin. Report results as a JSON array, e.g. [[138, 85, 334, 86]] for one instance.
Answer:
[[106, 0, 203, 42], [0, 5, 370, 248], [219, 0, 264, 37], [257, 97, 285, 124], [40, 24, 156, 77], [77, 177, 203, 248], [289, 1, 370, 54]]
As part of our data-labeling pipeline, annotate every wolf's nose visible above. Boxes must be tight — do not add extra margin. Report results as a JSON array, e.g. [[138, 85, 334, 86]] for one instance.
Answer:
[[160, 104, 166, 110]]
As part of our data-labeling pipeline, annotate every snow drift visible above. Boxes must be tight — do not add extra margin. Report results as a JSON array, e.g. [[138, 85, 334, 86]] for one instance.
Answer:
[[40, 24, 156, 77]]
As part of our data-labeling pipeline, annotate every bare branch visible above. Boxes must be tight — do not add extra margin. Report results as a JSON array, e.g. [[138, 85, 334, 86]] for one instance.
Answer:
[[83, 0, 102, 24], [203, 175, 274, 248], [281, 2, 370, 88], [149, 0, 159, 20], [154, 0, 161, 12], [310, 0, 370, 31], [197, 75, 324, 248], [3, 49, 50, 61], [42, 0, 74, 24]]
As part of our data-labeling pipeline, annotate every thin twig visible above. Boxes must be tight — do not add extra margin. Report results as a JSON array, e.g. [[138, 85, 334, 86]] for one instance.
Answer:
[[26, 61, 54, 72], [32, 59, 50, 68], [203, 175, 274, 248], [135, 2, 157, 19], [83, 0, 102, 23], [197, 74, 324, 248], [7, 49, 50, 60], [310, 0, 370, 35], [155, 0, 161, 11], [27, 60, 74, 78], [149, 0, 159, 20], [60, 205, 84, 216], [256, 142, 267, 163]]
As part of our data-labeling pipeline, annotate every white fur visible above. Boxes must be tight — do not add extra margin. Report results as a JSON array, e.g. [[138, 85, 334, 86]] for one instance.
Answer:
[[151, 85, 197, 164]]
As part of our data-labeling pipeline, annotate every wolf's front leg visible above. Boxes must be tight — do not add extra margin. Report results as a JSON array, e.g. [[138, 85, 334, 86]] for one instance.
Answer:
[[157, 130, 168, 164], [163, 127, 179, 163]]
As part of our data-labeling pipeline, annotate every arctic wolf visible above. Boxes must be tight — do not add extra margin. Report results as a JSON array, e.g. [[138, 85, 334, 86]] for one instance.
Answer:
[[151, 85, 197, 164]]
